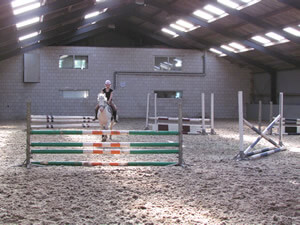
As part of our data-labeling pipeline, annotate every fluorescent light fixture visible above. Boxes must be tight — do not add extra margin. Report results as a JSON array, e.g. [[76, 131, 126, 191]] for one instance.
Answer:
[[217, 0, 239, 9], [96, 0, 106, 2], [91, 21, 96, 25], [265, 32, 285, 41], [240, 0, 252, 2], [16, 17, 40, 28], [19, 31, 39, 41], [228, 42, 246, 50], [251, 35, 271, 44], [283, 27, 300, 37], [170, 23, 187, 32], [193, 9, 214, 20], [13, 2, 41, 15], [221, 45, 236, 52], [11, 0, 38, 8], [161, 28, 178, 37], [203, 4, 226, 15], [176, 19, 194, 29]]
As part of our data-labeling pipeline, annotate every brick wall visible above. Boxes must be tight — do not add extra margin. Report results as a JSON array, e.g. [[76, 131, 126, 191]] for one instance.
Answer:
[[0, 46, 251, 119]]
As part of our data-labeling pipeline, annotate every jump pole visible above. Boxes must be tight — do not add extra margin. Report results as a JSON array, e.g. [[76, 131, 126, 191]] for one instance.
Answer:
[[258, 100, 262, 133], [269, 101, 273, 135], [145, 93, 150, 129], [26, 102, 31, 168], [154, 93, 157, 127], [279, 92, 283, 146], [210, 93, 215, 134], [178, 99, 183, 166], [201, 93, 207, 135], [238, 91, 244, 158]]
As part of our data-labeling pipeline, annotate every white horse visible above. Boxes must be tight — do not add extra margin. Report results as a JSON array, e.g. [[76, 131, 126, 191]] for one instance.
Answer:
[[97, 93, 115, 142]]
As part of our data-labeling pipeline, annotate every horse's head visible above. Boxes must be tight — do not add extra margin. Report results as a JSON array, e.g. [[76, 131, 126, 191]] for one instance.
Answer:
[[97, 93, 107, 112]]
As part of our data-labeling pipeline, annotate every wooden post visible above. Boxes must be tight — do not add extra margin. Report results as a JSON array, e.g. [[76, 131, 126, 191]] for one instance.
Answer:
[[26, 102, 31, 168], [238, 91, 244, 159], [178, 99, 183, 166]]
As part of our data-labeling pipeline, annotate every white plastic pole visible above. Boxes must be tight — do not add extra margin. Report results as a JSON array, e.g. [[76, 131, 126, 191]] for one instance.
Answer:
[[211, 93, 215, 134], [279, 92, 283, 146], [201, 93, 206, 134], [238, 91, 244, 158], [154, 93, 157, 126], [258, 100, 262, 132], [145, 93, 150, 129], [269, 101, 273, 135]]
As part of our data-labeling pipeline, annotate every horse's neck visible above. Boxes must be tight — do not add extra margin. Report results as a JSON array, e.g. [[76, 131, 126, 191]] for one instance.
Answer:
[[98, 105, 111, 125]]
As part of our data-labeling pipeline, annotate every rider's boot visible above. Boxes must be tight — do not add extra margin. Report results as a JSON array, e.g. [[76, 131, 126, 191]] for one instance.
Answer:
[[113, 111, 118, 123], [93, 108, 98, 121]]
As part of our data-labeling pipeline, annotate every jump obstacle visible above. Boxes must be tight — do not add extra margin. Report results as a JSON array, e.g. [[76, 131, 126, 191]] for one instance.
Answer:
[[145, 93, 215, 135], [255, 100, 300, 135], [26, 102, 184, 167], [235, 91, 286, 160]]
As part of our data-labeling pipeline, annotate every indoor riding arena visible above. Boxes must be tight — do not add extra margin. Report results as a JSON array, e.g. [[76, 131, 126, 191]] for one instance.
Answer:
[[0, 0, 299, 224]]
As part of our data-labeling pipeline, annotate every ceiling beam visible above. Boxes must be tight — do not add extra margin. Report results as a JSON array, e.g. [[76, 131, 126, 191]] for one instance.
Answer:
[[147, 0, 300, 68], [0, 0, 84, 31], [132, 14, 276, 73], [210, 0, 300, 44], [0, 4, 137, 61], [0, 0, 125, 44], [277, 0, 300, 9]]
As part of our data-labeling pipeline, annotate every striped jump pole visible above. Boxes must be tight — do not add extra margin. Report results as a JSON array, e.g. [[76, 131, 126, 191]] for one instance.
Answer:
[[31, 161, 177, 166], [30, 130, 179, 135], [31, 123, 100, 129], [26, 102, 31, 168], [31, 142, 180, 147], [31, 149, 179, 154], [31, 115, 94, 119], [31, 118, 98, 123], [236, 91, 285, 161]]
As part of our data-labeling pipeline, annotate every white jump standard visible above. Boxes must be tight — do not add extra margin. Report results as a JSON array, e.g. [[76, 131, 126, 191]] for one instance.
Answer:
[[145, 92, 215, 135], [235, 91, 286, 160]]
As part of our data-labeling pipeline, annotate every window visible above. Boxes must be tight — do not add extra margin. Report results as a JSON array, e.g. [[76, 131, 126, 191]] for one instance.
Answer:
[[59, 55, 88, 69], [154, 91, 182, 99], [154, 56, 182, 71], [62, 90, 89, 99]]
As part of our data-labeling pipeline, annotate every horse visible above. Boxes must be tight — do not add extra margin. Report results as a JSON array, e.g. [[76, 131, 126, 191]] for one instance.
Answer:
[[97, 93, 115, 142]]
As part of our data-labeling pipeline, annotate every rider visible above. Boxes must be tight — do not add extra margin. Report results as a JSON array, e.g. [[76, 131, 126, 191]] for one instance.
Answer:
[[93, 80, 118, 122]]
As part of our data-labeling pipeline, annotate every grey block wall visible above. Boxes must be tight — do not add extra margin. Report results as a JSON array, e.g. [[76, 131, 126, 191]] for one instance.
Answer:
[[0, 46, 251, 120]]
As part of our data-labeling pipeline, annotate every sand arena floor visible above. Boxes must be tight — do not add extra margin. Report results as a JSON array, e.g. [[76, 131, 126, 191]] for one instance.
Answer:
[[0, 119, 299, 224]]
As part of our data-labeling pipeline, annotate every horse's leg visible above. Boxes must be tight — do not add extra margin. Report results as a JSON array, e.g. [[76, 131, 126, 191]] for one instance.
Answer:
[[109, 121, 114, 140]]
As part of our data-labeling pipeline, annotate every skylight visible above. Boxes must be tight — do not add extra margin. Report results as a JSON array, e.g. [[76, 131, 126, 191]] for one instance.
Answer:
[[11, 0, 38, 8], [193, 10, 214, 21], [13, 2, 41, 15], [161, 28, 179, 38], [169, 19, 199, 32], [84, 8, 107, 19], [251, 35, 271, 44], [217, 0, 239, 9], [217, 0, 261, 11], [209, 48, 226, 57], [283, 27, 300, 37], [265, 32, 285, 41], [203, 4, 226, 15], [170, 23, 186, 32], [19, 31, 39, 41], [221, 45, 235, 52], [16, 17, 40, 29], [228, 42, 254, 52]]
